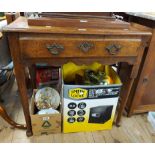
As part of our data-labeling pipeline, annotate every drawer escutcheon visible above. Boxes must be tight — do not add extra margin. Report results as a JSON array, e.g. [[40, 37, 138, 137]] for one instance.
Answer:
[[46, 43, 64, 55], [105, 44, 122, 55], [78, 42, 94, 53]]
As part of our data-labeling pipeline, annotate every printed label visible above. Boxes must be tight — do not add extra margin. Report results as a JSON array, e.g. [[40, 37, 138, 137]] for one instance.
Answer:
[[43, 117, 50, 121], [42, 121, 51, 128], [69, 88, 88, 99]]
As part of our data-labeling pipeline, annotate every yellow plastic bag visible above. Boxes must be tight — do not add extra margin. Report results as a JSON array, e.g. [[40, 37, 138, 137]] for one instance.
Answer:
[[63, 62, 102, 83], [62, 62, 121, 85]]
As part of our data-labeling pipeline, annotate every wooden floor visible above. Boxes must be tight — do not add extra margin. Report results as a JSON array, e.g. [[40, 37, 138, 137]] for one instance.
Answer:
[[0, 80, 155, 143]]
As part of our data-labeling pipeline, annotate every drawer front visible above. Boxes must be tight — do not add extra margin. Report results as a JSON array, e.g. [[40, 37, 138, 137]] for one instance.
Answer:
[[19, 37, 141, 59]]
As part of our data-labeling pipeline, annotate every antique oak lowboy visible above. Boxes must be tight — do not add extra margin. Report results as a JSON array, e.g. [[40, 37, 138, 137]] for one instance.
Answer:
[[116, 13, 155, 115], [3, 15, 151, 136]]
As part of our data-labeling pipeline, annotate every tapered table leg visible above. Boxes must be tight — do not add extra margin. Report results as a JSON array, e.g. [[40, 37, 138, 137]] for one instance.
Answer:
[[116, 78, 134, 126], [8, 34, 33, 137]]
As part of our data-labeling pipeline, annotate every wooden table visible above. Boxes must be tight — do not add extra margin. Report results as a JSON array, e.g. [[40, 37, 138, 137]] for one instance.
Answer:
[[115, 13, 155, 115], [3, 16, 151, 136]]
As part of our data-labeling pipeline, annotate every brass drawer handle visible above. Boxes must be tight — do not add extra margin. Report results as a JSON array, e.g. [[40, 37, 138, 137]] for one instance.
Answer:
[[105, 44, 122, 55], [46, 43, 64, 55], [78, 42, 94, 53]]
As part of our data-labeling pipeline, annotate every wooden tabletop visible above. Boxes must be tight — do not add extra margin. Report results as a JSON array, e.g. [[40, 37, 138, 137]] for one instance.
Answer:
[[3, 16, 152, 36]]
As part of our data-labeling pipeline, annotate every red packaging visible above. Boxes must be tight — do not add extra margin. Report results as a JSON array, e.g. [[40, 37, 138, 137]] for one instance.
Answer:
[[36, 66, 60, 87]]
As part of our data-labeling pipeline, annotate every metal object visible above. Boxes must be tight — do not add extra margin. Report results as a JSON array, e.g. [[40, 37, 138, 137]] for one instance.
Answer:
[[106, 44, 122, 55], [88, 106, 113, 124], [143, 77, 148, 84], [46, 43, 64, 55], [78, 42, 94, 52], [84, 70, 111, 85]]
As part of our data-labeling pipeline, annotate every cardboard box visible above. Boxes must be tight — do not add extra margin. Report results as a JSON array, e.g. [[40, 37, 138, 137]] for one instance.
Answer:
[[30, 90, 61, 136], [35, 65, 60, 87], [62, 63, 122, 133]]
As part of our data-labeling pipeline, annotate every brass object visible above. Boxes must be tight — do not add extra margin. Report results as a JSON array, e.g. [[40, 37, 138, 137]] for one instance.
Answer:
[[85, 70, 99, 84], [78, 42, 94, 52], [46, 43, 64, 55], [84, 70, 111, 85], [106, 44, 122, 55]]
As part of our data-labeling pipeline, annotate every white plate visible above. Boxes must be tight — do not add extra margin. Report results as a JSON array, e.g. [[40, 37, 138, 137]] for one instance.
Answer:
[[35, 87, 60, 110], [37, 108, 59, 115]]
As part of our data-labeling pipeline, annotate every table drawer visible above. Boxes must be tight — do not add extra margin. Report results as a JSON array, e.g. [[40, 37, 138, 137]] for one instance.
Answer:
[[19, 37, 141, 59]]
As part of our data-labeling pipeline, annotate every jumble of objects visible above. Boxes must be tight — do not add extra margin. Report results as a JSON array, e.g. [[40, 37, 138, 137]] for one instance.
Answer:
[[31, 62, 122, 135]]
